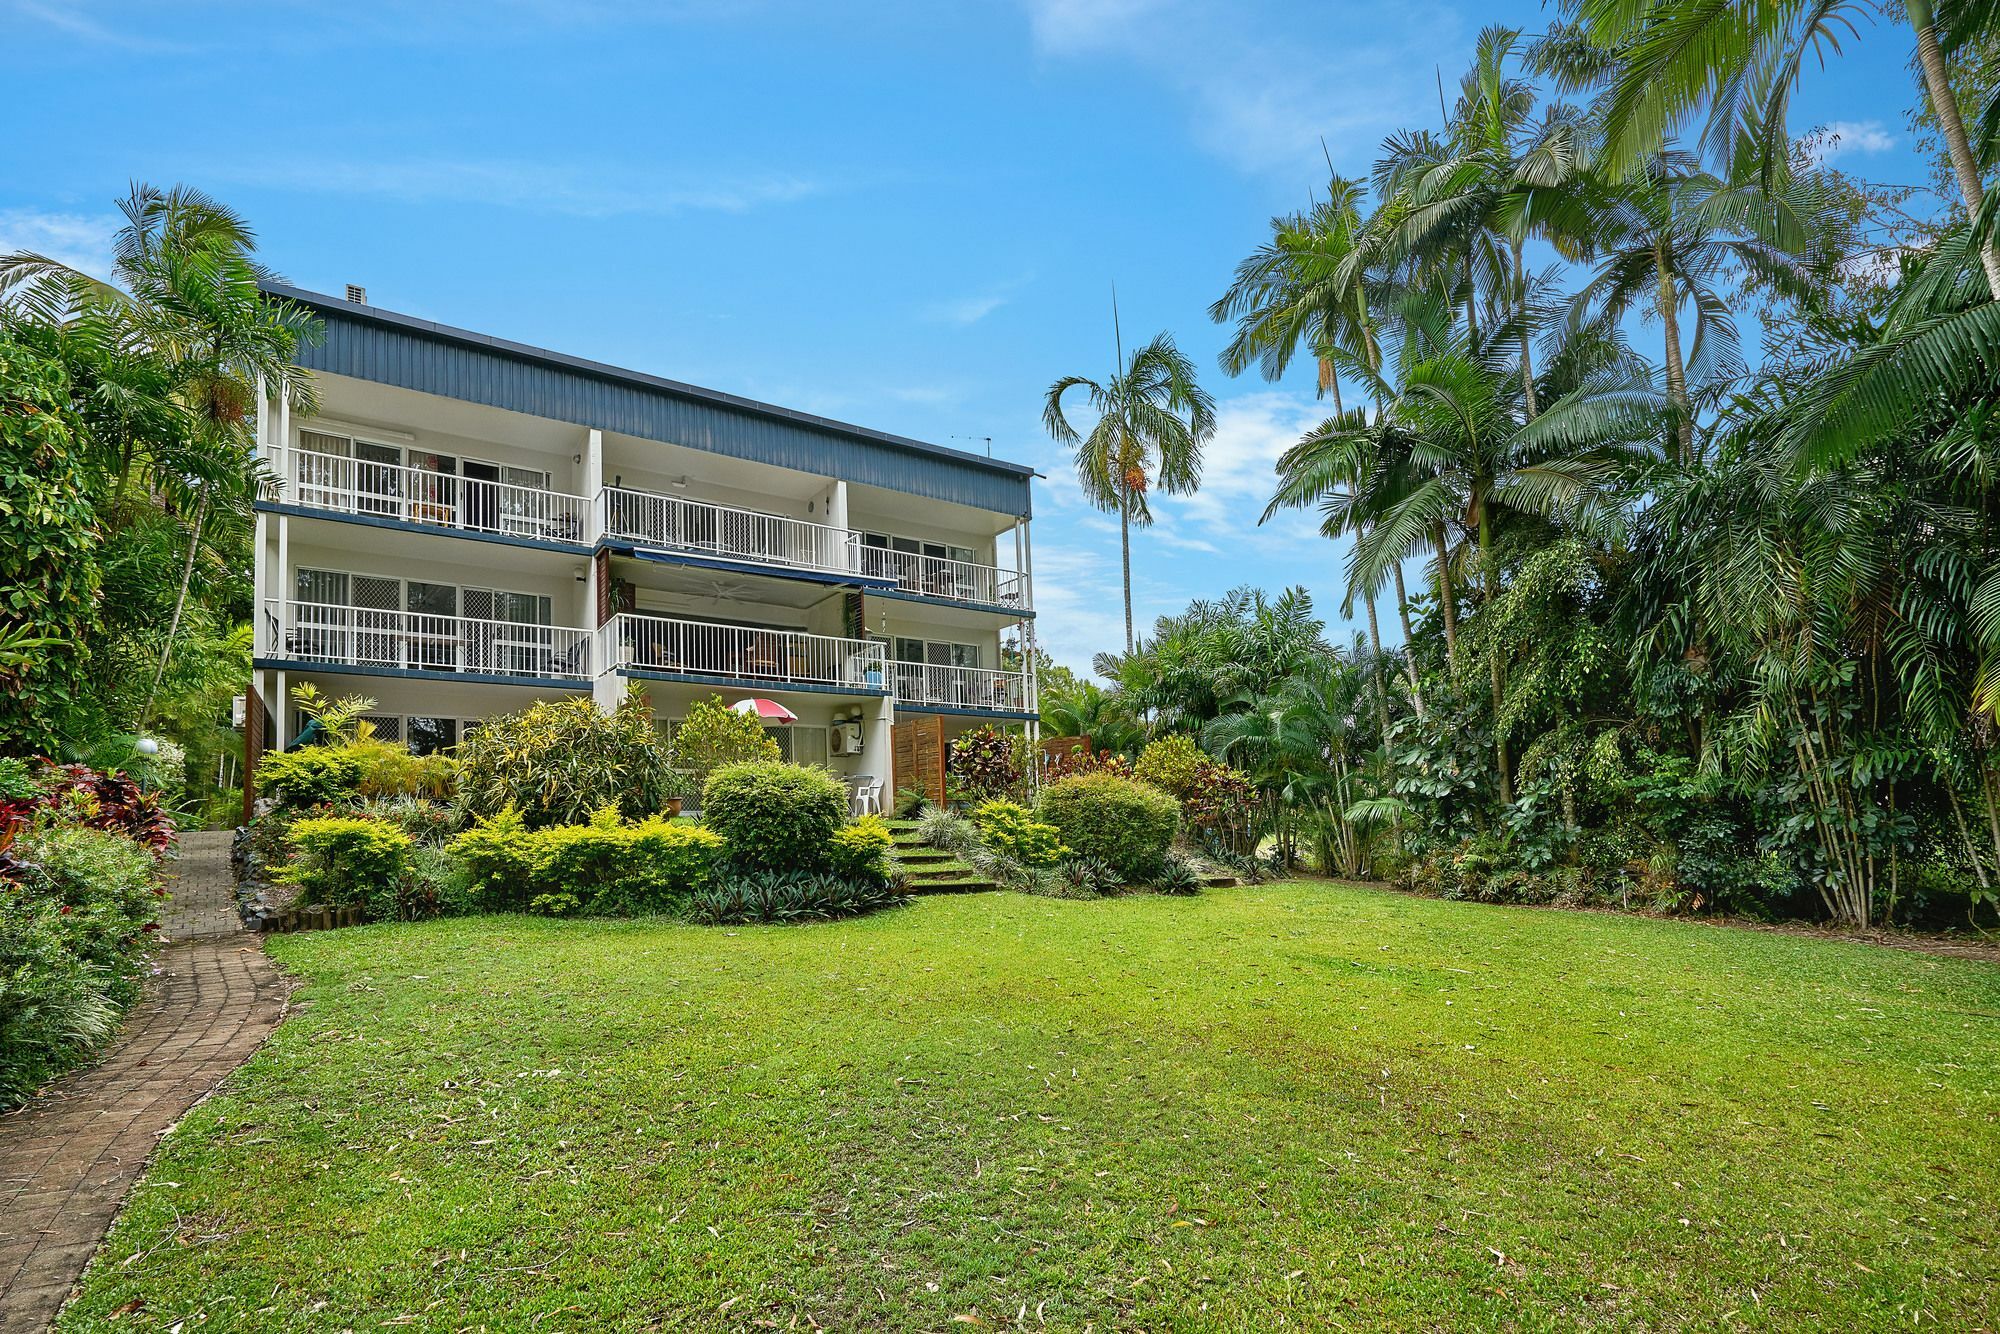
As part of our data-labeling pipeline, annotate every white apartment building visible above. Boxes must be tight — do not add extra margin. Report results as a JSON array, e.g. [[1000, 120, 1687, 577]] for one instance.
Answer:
[[247, 284, 1041, 801]]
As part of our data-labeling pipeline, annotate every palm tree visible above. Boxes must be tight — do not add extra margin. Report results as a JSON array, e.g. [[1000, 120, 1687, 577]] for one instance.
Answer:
[[1560, 0, 2000, 294], [1040, 681, 1144, 757], [1565, 152, 1827, 463], [1043, 325, 1216, 653], [1, 184, 320, 719]]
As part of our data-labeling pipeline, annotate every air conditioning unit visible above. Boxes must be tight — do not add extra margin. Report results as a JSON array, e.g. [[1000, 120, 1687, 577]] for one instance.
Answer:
[[829, 722, 863, 755]]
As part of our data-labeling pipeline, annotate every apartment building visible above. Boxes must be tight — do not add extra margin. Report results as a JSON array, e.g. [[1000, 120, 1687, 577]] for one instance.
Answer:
[[248, 284, 1040, 802]]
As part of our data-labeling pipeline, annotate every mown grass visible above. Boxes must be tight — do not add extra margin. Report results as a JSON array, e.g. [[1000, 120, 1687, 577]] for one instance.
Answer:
[[56, 881, 2000, 1331]]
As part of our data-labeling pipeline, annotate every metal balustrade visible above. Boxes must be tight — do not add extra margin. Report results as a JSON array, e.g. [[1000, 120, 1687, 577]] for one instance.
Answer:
[[600, 613, 887, 689], [891, 661, 1031, 712], [287, 449, 587, 543], [599, 486, 856, 576], [263, 600, 593, 680], [858, 546, 1028, 607]]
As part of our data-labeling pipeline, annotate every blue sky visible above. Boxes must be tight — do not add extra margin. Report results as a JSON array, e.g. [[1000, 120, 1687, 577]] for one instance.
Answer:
[[2, 0, 1940, 674]]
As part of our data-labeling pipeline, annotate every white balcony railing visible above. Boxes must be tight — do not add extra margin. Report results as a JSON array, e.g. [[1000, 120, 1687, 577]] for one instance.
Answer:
[[263, 600, 592, 680], [859, 547, 1028, 608], [892, 662, 1031, 712], [288, 450, 588, 544], [599, 487, 856, 577], [599, 613, 887, 690]]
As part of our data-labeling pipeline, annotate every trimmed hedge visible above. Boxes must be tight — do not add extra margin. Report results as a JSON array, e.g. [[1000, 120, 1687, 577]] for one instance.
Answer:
[[448, 805, 725, 916], [279, 816, 413, 920], [701, 762, 847, 873], [828, 815, 895, 883], [1035, 773, 1181, 883], [972, 799, 1068, 866]]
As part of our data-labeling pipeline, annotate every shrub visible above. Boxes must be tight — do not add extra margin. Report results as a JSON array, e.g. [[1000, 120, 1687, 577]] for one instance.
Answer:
[[351, 795, 460, 846], [255, 747, 363, 808], [1133, 735, 1207, 796], [0, 824, 162, 1108], [3, 761, 176, 856], [349, 741, 458, 801], [1036, 773, 1181, 884], [445, 805, 724, 916], [916, 804, 976, 853], [1147, 849, 1205, 896], [1134, 736, 1256, 848], [533, 807, 726, 916], [702, 762, 847, 873], [401, 844, 477, 920], [684, 868, 905, 925], [456, 689, 678, 827], [829, 816, 895, 883], [279, 816, 413, 917], [448, 805, 540, 907], [1051, 854, 1118, 898], [972, 799, 1068, 866], [947, 726, 1020, 802], [674, 694, 782, 794]]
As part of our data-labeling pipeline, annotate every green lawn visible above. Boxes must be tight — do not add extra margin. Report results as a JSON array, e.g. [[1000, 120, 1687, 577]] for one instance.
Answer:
[[58, 882, 2000, 1331]]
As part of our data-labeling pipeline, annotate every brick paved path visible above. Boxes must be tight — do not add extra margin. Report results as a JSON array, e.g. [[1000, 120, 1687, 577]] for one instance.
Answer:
[[0, 832, 289, 1332]]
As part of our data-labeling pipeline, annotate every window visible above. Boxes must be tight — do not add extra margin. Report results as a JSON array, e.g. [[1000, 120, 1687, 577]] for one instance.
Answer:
[[767, 724, 830, 768], [406, 716, 459, 755]]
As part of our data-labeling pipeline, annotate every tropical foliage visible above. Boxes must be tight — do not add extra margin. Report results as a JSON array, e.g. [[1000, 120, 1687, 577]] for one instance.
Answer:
[[0, 184, 322, 821], [1043, 14, 2000, 930]]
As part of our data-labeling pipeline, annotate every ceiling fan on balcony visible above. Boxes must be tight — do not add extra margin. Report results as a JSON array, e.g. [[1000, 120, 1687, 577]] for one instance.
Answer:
[[695, 573, 759, 604]]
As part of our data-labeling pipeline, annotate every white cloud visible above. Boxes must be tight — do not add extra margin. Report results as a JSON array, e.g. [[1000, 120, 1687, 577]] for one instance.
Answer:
[[1809, 120, 1897, 164], [924, 292, 1011, 325], [232, 158, 822, 218], [1019, 0, 1459, 175], [0, 208, 119, 281]]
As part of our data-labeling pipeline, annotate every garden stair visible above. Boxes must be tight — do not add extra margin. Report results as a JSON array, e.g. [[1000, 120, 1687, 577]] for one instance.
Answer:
[[886, 820, 998, 894]]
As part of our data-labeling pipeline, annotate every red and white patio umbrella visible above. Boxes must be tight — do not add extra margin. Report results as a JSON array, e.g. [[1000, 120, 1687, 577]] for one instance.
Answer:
[[730, 697, 798, 724]]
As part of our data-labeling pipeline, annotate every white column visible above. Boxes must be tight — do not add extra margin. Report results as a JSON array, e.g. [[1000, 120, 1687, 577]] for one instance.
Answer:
[[867, 694, 894, 780], [253, 512, 270, 646], [1019, 517, 1039, 712], [275, 513, 290, 638], [582, 428, 604, 543], [828, 479, 851, 573], [273, 669, 288, 748], [274, 386, 292, 502]]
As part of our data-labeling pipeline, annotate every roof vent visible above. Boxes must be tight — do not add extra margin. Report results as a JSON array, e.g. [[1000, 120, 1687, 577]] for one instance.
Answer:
[[344, 284, 367, 305]]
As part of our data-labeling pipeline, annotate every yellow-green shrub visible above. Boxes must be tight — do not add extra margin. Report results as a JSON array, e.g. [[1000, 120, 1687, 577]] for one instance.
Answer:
[[447, 805, 725, 916], [279, 816, 412, 917], [828, 816, 895, 883], [972, 799, 1068, 866]]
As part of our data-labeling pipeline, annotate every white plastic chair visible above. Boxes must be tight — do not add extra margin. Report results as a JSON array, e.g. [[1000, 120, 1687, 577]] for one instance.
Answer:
[[848, 774, 882, 816]]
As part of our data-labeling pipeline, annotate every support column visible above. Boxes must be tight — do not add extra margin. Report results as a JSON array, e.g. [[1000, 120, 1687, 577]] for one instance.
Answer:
[[582, 428, 604, 543], [1019, 518, 1039, 713], [867, 694, 894, 791]]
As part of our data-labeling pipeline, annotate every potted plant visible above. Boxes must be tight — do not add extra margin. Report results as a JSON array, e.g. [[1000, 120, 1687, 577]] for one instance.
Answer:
[[661, 766, 697, 818]]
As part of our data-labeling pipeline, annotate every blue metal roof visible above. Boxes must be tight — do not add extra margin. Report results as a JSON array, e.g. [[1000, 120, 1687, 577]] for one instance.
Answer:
[[265, 283, 1035, 518]]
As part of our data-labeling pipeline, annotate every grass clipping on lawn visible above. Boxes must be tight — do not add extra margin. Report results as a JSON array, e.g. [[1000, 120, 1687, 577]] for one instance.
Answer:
[[58, 882, 2000, 1331]]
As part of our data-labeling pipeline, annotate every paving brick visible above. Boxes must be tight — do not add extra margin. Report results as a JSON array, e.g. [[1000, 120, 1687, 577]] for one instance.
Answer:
[[0, 832, 288, 1332]]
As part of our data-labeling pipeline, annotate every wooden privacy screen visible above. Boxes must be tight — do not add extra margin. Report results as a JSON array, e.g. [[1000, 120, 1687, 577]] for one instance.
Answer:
[[892, 715, 949, 807]]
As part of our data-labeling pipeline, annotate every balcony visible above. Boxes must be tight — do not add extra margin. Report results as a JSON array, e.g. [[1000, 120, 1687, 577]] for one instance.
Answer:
[[285, 449, 588, 545], [860, 546, 1027, 609], [891, 662, 1032, 713], [600, 486, 855, 578], [599, 613, 887, 691], [262, 599, 593, 681]]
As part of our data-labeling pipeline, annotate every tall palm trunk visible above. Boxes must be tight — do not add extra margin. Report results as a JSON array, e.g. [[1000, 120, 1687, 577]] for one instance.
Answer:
[[1514, 238, 1538, 420], [142, 495, 208, 725], [1119, 487, 1134, 655], [1908, 0, 2000, 294], [1392, 562, 1423, 716], [1363, 587, 1390, 739], [1655, 249, 1695, 464], [1477, 502, 1512, 805], [1433, 522, 1460, 673]]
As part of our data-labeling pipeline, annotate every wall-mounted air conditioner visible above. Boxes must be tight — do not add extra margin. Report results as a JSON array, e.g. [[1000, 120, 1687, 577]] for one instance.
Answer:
[[829, 722, 863, 755]]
